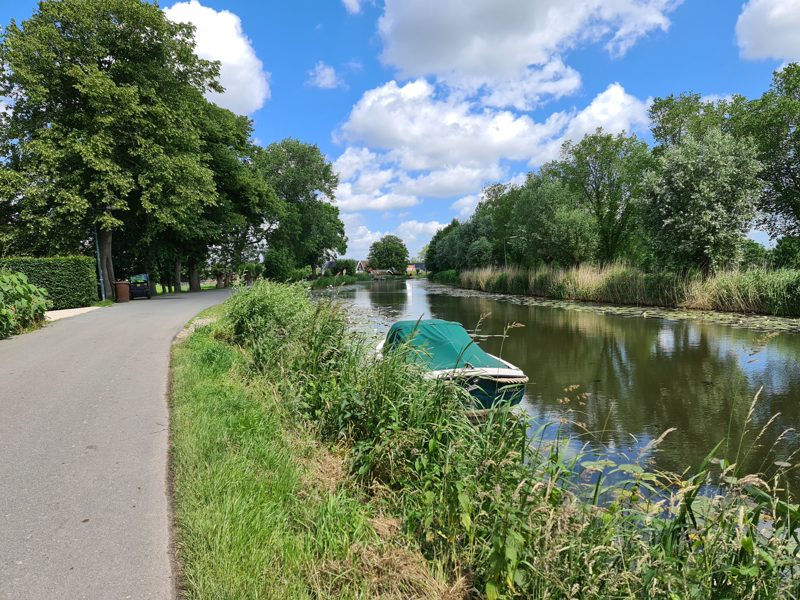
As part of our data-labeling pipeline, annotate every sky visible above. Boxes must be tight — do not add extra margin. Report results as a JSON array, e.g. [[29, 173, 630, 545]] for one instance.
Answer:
[[1, 0, 799, 258]]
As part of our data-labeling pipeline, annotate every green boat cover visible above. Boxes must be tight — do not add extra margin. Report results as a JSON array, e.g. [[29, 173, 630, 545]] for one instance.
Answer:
[[385, 319, 507, 372]]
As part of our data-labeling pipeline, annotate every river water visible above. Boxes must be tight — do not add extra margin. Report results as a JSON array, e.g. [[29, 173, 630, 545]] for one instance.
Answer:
[[331, 278, 800, 493]]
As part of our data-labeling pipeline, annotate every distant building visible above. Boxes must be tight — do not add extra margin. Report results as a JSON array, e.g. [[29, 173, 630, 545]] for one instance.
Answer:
[[321, 260, 336, 275], [355, 260, 369, 273]]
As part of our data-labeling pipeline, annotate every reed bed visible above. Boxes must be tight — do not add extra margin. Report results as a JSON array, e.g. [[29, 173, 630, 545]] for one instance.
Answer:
[[215, 281, 800, 599], [436, 264, 800, 316]]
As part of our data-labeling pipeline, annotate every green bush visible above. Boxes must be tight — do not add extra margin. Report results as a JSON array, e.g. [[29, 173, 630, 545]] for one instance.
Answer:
[[0, 256, 96, 309], [0, 271, 51, 338], [333, 258, 357, 275], [428, 269, 459, 285], [310, 273, 372, 289], [262, 248, 295, 282]]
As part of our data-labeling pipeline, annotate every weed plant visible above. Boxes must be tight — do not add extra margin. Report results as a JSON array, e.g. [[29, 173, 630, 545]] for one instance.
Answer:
[[223, 281, 800, 599]]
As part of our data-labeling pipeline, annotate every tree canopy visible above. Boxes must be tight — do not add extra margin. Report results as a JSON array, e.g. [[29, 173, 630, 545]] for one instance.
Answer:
[[0, 0, 346, 295], [368, 235, 409, 273]]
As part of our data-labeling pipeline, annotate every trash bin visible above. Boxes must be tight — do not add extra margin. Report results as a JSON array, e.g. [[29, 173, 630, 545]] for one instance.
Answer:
[[115, 280, 131, 303]]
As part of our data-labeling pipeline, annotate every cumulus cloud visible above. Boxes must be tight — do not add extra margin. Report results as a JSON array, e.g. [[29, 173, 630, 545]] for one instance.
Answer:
[[736, 0, 800, 62], [164, 0, 270, 115], [340, 213, 442, 259], [340, 79, 569, 170], [451, 194, 481, 219], [340, 79, 650, 171], [307, 61, 346, 89], [342, 0, 366, 14], [378, 0, 679, 108]]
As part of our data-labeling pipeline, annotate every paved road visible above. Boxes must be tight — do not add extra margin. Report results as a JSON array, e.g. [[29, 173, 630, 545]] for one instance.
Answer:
[[0, 290, 229, 600]]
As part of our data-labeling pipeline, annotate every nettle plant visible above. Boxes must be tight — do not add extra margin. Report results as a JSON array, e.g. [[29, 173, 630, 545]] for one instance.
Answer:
[[0, 271, 51, 338]]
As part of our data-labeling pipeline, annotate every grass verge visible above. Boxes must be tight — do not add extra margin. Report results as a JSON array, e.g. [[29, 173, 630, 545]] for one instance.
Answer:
[[434, 264, 800, 317], [170, 308, 449, 599]]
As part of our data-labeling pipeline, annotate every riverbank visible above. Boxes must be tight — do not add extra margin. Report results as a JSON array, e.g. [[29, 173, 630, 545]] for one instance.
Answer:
[[431, 264, 800, 318], [170, 303, 451, 599], [170, 281, 798, 599]]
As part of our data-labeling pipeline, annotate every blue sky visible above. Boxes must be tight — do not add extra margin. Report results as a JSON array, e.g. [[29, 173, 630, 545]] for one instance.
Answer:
[[2, 0, 798, 257]]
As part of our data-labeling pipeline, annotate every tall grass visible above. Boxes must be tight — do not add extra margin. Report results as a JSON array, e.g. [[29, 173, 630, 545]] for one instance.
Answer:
[[219, 281, 800, 599], [451, 264, 800, 316], [171, 301, 452, 599]]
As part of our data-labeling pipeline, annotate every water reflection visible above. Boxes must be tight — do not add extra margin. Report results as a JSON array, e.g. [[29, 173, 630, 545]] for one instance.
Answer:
[[345, 279, 800, 492]]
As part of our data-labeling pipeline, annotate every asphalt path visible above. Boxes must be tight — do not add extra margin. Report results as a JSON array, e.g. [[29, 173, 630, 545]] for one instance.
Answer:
[[0, 289, 229, 599]]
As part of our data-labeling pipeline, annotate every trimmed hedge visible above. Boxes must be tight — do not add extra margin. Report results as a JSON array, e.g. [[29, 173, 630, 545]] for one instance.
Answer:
[[0, 256, 97, 309]]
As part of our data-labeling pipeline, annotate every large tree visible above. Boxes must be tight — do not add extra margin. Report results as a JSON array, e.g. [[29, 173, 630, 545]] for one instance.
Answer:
[[744, 63, 800, 237], [256, 139, 345, 270], [551, 129, 653, 263], [643, 128, 762, 273], [368, 235, 409, 273], [0, 0, 220, 297]]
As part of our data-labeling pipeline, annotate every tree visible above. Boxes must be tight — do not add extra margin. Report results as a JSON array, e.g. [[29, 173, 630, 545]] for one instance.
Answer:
[[256, 139, 345, 270], [0, 0, 221, 298], [648, 93, 746, 150], [643, 128, 762, 273], [466, 237, 492, 268], [552, 130, 653, 263], [368, 235, 409, 273], [744, 63, 800, 237], [507, 173, 596, 267], [770, 236, 800, 269], [426, 220, 460, 273]]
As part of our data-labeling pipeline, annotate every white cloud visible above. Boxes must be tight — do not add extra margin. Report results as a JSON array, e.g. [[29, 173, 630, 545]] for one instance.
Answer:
[[395, 220, 446, 248], [340, 80, 649, 171], [340, 79, 569, 170], [378, 0, 679, 108], [397, 165, 504, 198], [342, 0, 366, 14], [307, 61, 346, 89], [336, 182, 419, 212], [736, 0, 800, 62], [340, 213, 441, 259], [164, 0, 270, 115], [451, 194, 481, 219]]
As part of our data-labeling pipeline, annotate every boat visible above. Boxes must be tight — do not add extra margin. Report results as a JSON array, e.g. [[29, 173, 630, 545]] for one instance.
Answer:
[[377, 319, 528, 409]]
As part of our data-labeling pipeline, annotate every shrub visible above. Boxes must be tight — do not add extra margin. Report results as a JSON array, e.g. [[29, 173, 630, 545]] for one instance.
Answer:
[[334, 258, 357, 275], [0, 271, 51, 338], [310, 273, 372, 289], [428, 269, 459, 285], [0, 256, 96, 309], [262, 248, 295, 282]]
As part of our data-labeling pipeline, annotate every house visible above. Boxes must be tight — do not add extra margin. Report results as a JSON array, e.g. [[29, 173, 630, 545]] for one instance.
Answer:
[[414, 262, 426, 272], [406, 264, 416, 275], [355, 260, 369, 273]]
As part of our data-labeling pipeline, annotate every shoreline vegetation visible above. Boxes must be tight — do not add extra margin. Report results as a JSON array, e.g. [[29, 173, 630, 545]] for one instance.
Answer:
[[171, 281, 799, 599], [430, 264, 800, 318]]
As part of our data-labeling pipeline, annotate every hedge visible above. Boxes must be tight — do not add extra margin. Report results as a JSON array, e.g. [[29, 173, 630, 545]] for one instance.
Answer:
[[0, 256, 97, 309]]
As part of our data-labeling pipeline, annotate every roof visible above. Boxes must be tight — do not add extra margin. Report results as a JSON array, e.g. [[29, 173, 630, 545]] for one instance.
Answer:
[[385, 319, 506, 372]]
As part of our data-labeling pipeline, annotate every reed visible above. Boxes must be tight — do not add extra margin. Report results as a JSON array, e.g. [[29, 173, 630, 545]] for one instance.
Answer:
[[448, 264, 800, 317], [214, 281, 800, 599]]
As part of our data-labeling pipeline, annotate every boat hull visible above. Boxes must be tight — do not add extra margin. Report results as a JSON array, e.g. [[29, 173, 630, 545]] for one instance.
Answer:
[[463, 376, 525, 409]]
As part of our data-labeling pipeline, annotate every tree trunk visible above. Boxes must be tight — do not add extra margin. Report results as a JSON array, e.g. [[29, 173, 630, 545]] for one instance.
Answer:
[[188, 257, 201, 292], [215, 273, 224, 288], [224, 272, 233, 288], [99, 229, 115, 300], [174, 260, 182, 293]]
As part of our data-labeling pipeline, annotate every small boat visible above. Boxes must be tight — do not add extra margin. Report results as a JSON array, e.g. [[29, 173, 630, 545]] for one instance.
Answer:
[[377, 319, 528, 409]]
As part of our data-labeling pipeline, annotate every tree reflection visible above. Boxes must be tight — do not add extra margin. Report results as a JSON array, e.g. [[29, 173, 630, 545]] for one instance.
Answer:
[[426, 288, 800, 492]]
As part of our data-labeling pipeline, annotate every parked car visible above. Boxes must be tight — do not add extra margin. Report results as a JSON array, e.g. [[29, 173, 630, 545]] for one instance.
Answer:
[[130, 273, 151, 299]]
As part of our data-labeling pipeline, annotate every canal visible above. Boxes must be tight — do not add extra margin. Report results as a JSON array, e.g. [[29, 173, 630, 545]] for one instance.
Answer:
[[334, 278, 800, 493]]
